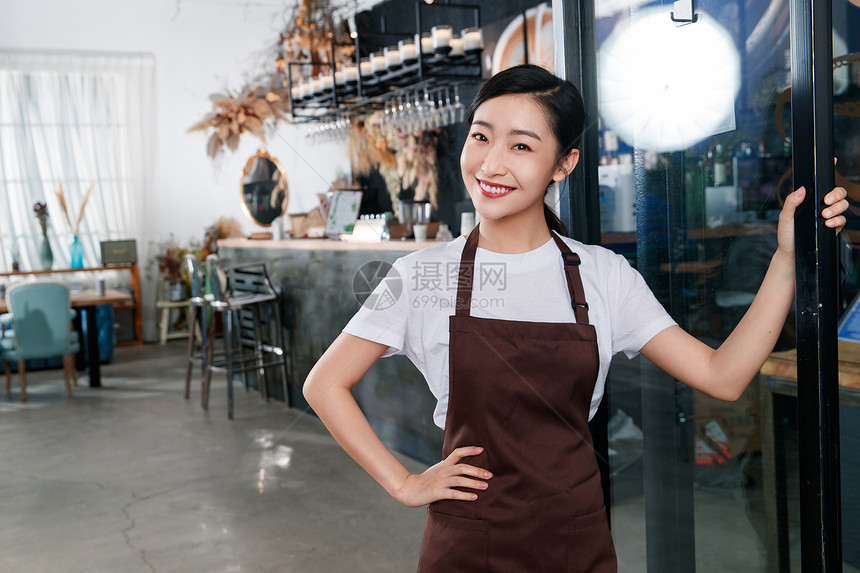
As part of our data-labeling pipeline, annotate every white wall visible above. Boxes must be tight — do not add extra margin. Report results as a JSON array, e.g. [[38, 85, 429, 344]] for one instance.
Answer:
[[1, 0, 351, 339]]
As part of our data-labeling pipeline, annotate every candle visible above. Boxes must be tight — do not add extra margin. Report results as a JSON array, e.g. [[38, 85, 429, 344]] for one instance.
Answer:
[[384, 46, 401, 69], [398, 39, 417, 63], [344, 64, 359, 83], [359, 57, 372, 78], [334, 70, 345, 86], [449, 35, 465, 57], [461, 27, 483, 52], [432, 25, 452, 53], [311, 78, 323, 94], [319, 73, 334, 91], [299, 79, 312, 99], [291, 85, 300, 100], [416, 32, 434, 55], [371, 52, 386, 75]]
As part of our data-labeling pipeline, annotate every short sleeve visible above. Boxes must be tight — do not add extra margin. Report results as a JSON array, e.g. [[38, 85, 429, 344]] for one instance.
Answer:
[[343, 257, 411, 357], [609, 255, 676, 358]]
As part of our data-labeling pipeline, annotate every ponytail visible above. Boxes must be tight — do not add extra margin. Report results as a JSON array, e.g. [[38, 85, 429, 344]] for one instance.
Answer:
[[543, 203, 569, 237]]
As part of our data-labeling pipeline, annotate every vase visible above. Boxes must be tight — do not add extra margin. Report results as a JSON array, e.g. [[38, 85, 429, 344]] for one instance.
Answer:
[[168, 281, 186, 301], [69, 235, 84, 269], [40, 235, 54, 270]]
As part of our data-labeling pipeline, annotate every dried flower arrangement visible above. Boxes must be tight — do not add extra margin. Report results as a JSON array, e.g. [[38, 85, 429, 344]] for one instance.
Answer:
[[347, 113, 396, 177], [188, 84, 290, 159], [33, 201, 49, 236], [281, 0, 355, 76], [149, 235, 201, 286], [345, 111, 441, 212], [200, 217, 245, 260], [189, 0, 355, 159], [396, 130, 440, 207], [54, 182, 94, 235]]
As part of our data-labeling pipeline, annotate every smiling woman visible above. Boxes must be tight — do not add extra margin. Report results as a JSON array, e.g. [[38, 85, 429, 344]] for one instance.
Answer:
[[460, 94, 579, 252], [301, 64, 848, 573]]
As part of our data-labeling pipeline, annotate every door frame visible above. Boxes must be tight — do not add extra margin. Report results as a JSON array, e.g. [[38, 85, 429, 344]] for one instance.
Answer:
[[553, 0, 844, 570]]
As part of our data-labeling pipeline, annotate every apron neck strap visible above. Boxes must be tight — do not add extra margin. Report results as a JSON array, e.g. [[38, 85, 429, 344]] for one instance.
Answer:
[[551, 234, 590, 325], [455, 223, 480, 316], [455, 225, 590, 325]]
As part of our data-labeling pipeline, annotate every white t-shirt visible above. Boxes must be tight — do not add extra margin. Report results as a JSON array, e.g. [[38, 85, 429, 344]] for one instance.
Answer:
[[344, 234, 676, 429]]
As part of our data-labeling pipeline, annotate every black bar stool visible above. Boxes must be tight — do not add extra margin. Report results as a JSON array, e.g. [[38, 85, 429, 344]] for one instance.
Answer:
[[183, 253, 207, 404], [198, 255, 289, 419]]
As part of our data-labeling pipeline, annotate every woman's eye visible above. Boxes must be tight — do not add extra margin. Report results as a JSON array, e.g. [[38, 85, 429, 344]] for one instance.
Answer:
[[513, 143, 531, 151], [470, 132, 487, 142]]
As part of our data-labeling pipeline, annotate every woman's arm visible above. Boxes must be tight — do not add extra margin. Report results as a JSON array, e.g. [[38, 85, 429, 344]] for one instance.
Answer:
[[303, 332, 492, 506], [640, 185, 849, 401]]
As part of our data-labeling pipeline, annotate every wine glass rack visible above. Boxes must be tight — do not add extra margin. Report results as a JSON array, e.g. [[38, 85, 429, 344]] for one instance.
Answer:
[[286, 1, 482, 124]]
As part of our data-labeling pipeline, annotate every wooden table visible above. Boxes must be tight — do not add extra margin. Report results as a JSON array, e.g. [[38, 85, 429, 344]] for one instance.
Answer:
[[0, 289, 132, 388], [0, 265, 143, 346], [758, 341, 860, 572]]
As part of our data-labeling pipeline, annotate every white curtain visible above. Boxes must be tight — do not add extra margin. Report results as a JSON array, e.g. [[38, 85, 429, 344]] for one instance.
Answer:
[[0, 51, 154, 271]]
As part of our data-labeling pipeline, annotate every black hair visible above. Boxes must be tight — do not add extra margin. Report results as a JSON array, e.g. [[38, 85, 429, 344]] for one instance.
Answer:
[[466, 64, 586, 236]]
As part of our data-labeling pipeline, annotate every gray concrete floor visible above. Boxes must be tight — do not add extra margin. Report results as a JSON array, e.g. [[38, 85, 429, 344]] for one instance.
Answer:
[[3, 342, 856, 573], [0, 342, 427, 573]]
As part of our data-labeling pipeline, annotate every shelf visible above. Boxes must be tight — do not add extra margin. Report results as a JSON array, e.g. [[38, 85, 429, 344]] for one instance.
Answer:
[[289, 52, 481, 123], [286, 0, 483, 123]]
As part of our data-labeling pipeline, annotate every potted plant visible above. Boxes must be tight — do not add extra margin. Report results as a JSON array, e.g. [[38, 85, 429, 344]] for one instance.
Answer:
[[149, 236, 200, 301]]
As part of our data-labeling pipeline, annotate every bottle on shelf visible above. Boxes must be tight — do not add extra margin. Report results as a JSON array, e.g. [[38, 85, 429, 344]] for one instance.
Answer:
[[704, 141, 735, 187]]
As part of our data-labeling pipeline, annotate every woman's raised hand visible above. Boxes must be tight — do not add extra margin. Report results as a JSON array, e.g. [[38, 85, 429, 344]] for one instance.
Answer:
[[394, 446, 492, 508], [776, 185, 849, 260]]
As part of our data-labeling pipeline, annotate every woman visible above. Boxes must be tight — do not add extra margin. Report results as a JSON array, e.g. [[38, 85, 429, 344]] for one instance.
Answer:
[[303, 65, 848, 571]]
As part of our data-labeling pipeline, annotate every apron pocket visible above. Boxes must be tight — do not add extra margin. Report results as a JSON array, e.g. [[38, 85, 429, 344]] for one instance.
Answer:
[[417, 509, 489, 573], [567, 507, 617, 573]]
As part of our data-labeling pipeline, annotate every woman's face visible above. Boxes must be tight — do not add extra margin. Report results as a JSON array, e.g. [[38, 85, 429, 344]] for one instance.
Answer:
[[460, 94, 578, 224]]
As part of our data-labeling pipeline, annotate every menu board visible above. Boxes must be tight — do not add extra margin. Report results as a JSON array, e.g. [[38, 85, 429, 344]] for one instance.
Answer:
[[325, 190, 363, 237]]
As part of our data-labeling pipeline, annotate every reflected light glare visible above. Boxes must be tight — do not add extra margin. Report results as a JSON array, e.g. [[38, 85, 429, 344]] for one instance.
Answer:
[[258, 468, 266, 494], [272, 445, 293, 468], [253, 432, 274, 449], [598, 6, 741, 152], [259, 445, 293, 470], [596, 0, 652, 18]]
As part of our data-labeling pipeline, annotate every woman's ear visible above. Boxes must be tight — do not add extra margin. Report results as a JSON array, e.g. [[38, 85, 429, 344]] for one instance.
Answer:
[[552, 149, 580, 182]]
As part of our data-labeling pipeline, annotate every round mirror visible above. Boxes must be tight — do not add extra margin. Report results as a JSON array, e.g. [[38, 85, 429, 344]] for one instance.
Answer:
[[240, 148, 289, 227]]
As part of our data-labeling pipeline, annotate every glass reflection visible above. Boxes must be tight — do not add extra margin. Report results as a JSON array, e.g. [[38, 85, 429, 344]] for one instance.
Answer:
[[596, 0, 859, 571]]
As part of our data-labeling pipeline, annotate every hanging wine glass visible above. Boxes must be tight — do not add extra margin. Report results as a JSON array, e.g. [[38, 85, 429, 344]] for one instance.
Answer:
[[453, 84, 464, 124], [421, 89, 435, 131]]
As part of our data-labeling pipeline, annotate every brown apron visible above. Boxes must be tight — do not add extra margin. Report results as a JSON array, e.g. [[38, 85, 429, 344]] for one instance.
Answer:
[[417, 225, 617, 572]]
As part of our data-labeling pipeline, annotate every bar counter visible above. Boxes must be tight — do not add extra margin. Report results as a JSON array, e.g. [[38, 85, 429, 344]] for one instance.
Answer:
[[218, 237, 444, 465]]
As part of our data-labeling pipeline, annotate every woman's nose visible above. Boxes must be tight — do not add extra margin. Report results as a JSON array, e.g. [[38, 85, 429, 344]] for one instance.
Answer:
[[481, 144, 506, 177]]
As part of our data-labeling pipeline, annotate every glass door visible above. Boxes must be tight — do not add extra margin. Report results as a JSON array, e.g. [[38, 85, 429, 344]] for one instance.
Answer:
[[561, 0, 860, 570]]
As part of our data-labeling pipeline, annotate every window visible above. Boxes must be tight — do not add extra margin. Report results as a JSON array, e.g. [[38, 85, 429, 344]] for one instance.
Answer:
[[0, 52, 154, 271]]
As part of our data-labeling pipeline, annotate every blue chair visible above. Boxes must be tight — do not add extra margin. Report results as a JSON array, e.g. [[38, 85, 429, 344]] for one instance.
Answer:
[[0, 282, 80, 402]]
